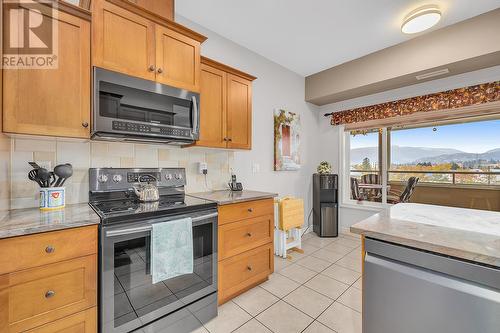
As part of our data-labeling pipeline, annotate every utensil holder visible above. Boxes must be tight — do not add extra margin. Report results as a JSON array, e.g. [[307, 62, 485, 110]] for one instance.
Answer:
[[40, 187, 65, 210]]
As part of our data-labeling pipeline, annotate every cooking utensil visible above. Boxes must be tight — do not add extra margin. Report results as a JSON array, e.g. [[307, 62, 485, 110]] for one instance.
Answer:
[[28, 161, 41, 169], [37, 168, 51, 188], [54, 164, 73, 187], [28, 170, 44, 187], [49, 171, 57, 187]]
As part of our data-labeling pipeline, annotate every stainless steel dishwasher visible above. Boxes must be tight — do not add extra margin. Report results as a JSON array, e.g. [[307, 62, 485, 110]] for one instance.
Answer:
[[363, 238, 500, 333]]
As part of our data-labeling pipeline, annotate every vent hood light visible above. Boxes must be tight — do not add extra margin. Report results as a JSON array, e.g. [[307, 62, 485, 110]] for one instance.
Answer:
[[415, 68, 450, 80], [402, 5, 441, 34]]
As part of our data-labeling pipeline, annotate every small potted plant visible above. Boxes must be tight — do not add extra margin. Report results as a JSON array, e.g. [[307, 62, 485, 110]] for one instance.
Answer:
[[317, 161, 332, 174]]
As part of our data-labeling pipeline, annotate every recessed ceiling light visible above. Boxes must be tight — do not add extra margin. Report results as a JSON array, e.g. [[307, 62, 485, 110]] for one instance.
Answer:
[[401, 5, 441, 34]]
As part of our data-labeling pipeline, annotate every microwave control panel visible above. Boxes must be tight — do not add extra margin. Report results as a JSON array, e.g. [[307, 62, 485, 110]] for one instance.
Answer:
[[112, 121, 191, 138]]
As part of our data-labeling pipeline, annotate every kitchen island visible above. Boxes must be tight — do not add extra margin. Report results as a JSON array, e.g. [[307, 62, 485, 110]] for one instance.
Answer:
[[351, 203, 500, 333]]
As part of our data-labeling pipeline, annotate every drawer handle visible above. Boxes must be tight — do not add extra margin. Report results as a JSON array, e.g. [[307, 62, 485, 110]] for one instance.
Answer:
[[247, 208, 253, 212], [45, 246, 55, 254], [247, 266, 252, 272], [246, 232, 252, 237], [45, 290, 56, 298]]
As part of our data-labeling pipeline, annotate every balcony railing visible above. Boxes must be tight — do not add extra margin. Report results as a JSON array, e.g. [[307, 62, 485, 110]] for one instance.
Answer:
[[351, 169, 500, 186]]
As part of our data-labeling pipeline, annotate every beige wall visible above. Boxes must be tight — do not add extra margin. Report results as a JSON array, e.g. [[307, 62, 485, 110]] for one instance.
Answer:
[[391, 183, 500, 212], [3, 136, 233, 210], [306, 9, 500, 105]]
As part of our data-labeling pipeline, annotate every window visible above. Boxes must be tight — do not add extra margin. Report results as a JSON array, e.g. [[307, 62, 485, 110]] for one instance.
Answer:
[[349, 130, 386, 203], [390, 119, 500, 186], [344, 117, 500, 207]]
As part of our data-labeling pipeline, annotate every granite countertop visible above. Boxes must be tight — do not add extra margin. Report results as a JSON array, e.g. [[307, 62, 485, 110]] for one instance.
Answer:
[[0, 203, 100, 239], [189, 190, 278, 205], [351, 203, 500, 267]]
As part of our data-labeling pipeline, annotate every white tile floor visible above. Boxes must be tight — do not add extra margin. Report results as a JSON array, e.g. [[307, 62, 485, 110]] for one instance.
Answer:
[[198, 231, 363, 333]]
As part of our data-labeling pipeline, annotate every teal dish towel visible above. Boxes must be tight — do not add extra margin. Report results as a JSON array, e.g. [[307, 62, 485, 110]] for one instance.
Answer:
[[151, 217, 193, 284]]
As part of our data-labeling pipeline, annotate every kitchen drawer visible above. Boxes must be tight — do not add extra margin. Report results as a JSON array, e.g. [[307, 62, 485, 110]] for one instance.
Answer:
[[218, 243, 273, 304], [0, 226, 97, 275], [218, 199, 274, 225], [219, 215, 273, 260], [0, 255, 97, 332], [25, 307, 97, 333]]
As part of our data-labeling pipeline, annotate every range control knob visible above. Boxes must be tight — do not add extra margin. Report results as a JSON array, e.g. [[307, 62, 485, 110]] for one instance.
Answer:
[[165, 174, 173, 181], [112, 174, 123, 183], [175, 173, 183, 180], [98, 174, 109, 183]]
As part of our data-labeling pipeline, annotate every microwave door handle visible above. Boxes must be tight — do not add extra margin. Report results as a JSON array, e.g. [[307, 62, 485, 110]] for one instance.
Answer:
[[105, 212, 218, 237], [191, 96, 199, 135]]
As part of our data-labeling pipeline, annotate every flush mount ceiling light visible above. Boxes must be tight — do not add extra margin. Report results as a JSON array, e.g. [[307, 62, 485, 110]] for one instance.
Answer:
[[401, 5, 441, 34]]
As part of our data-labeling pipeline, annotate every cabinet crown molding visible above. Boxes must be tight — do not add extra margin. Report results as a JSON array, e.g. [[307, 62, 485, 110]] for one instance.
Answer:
[[104, 0, 207, 43], [201, 56, 257, 81]]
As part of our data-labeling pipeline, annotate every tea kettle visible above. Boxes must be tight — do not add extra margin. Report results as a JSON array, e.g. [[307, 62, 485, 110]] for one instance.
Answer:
[[133, 175, 160, 202]]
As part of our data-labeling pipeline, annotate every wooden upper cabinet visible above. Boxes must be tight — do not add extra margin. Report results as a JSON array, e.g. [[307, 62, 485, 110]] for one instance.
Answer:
[[92, 0, 205, 91], [155, 25, 200, 91], [227, 74, 253, 149], [92, 0, 156, 81], [196, 63, 227, 148], [193, 57, 256, 150], [2, 8, 91, 139]]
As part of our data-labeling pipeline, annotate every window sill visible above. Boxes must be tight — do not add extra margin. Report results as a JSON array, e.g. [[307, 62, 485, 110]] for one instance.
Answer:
[[340, 201, 388, 212]]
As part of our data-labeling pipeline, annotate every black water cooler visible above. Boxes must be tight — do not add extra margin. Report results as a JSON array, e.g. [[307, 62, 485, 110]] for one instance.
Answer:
[[313, 173, 338, 237]]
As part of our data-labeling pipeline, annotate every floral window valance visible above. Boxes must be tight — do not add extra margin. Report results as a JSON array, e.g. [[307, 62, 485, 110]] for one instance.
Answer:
[[330, 81, 500, 126]]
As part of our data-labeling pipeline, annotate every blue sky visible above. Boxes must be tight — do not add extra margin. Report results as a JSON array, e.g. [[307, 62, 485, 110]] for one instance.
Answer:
[[351, 119, 500, 153]]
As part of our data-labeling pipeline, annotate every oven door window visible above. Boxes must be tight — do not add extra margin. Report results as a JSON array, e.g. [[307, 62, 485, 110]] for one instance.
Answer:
[[112, 222, 214, 328], [99, 81, 192, 128]]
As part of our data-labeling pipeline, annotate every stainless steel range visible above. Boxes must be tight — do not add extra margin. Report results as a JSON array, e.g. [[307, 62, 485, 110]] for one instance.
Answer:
[[89, 168, 218, 333]]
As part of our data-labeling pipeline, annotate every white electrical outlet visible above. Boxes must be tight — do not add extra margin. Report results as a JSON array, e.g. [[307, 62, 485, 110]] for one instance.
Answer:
[[198, 162, 208, 174]]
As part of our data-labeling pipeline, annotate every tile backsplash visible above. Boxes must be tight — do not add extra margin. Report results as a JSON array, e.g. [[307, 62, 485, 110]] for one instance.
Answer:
[[2, 136, 233, 210]]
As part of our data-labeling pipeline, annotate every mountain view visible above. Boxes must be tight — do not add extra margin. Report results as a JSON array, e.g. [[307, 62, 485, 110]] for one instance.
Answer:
[[350, 146, 467, 165]]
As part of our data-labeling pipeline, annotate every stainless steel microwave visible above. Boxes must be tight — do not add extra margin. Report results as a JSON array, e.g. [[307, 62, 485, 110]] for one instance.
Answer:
[[92, 67, 199, 145]]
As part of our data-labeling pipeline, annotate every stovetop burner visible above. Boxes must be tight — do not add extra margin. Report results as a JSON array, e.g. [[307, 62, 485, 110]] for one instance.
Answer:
[[92, 196, 186, 214], [90, 194, 216, 224], [88, 168, 217, 225]]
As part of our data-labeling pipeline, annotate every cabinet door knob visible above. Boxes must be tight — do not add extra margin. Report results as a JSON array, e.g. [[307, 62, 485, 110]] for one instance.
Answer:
[[247, 266, 252, 271], [157, 68, 163, 74], [45, 290, 56, 298], [148, 65, 156, 72], [227, 138, 232, 142], [82, 122, 89, 128], [45, 245, 55, 253], [247, 208, 253, 212], [246, 232, 252, 237]]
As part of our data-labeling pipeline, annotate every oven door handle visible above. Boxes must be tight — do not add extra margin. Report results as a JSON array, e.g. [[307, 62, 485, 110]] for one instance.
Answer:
[[105, 212, 218, 237]]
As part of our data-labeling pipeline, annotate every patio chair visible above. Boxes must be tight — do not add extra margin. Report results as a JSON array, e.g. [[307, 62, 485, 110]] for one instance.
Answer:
[[350, 177, 361, 200], [387, 177, 419, 204], [360, 173, 381, 200]]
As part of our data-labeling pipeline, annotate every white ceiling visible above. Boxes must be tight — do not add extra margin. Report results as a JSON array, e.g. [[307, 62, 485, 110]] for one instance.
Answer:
[[176, 0, 500, 76]]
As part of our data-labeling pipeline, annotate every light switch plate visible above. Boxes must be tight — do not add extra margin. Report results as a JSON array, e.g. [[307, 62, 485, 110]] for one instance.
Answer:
[[252, 163, 260, 173]]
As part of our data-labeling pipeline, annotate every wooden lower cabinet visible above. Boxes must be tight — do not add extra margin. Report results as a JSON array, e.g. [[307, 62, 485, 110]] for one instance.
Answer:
[[25, 307, 96, 333], [0, 226, 98, 333], [218, 244, 273, 304], [217, 199, 274, 304], [219, 215, 273, 260]]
